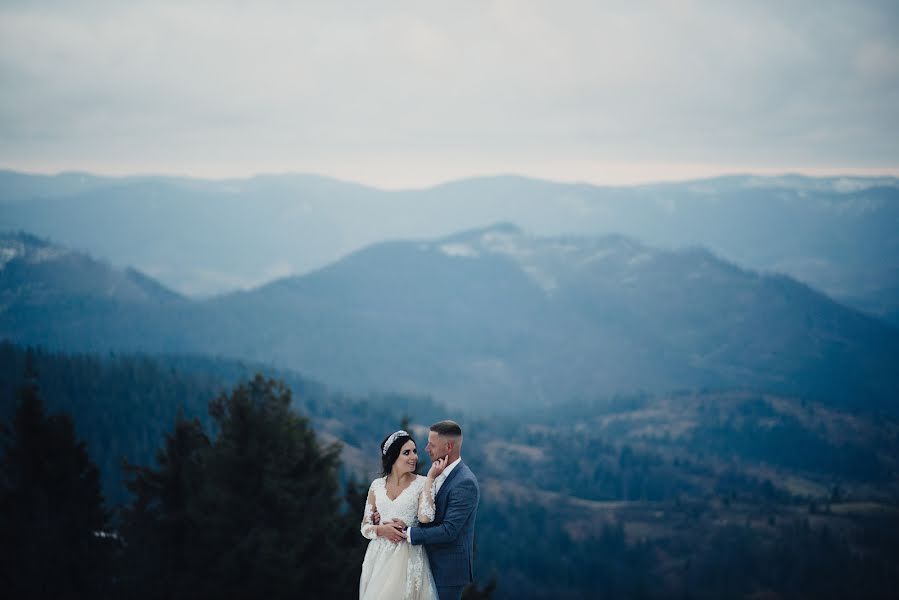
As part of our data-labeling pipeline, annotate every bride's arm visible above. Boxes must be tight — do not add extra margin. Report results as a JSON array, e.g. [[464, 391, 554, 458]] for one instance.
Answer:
[[417, 477, 436, 524], [417, 456, 448, 524], [361, 486, 380, 540]]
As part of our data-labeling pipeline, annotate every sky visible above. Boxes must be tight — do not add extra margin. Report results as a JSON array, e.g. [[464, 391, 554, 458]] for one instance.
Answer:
[[1, 0, 898, 189]]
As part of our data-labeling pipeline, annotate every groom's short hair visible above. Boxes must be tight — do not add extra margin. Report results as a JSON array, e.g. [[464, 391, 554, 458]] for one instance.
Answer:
[[430, 420, 462, 438]]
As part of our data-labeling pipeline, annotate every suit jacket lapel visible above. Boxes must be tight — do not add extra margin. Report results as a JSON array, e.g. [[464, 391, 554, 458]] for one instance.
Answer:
[[436, 460, 464, 503]]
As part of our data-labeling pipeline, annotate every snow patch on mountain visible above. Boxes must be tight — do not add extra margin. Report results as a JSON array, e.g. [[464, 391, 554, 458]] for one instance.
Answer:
[[440, 243, 479, 258], [628, 252, 654, 267], [480, 230, 529, 258], [580, 248, 616, 265], [1, 236, 69, 269], [0, 245, 19, 269], [521, 265, 557, 293]]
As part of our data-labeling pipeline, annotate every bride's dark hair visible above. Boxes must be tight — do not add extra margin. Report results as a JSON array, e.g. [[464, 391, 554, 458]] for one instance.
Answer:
[[381, 432, 415, 477]]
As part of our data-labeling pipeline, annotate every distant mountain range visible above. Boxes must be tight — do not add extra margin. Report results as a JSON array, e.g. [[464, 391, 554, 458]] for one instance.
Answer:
[[2, 228, 897, 414], [1, 170, 897, 324]]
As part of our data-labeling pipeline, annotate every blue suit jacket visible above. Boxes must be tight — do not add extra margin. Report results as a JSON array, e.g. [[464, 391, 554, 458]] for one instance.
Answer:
[[410, 460, 479, 587]]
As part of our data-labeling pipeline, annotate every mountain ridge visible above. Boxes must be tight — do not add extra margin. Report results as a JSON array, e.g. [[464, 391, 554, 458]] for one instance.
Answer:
[[3, 227, 896, 415], [2, 170, 898, 321]]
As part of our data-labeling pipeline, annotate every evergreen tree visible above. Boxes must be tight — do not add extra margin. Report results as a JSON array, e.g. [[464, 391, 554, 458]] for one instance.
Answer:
[[117, 415, 210, 598], [0, 362, 112, 599], [120, 374, 362, 599]]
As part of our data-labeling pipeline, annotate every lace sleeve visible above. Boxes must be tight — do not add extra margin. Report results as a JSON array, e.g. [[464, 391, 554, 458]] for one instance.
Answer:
[[361, 485, 379, 540], [417, 477, 435, 524]]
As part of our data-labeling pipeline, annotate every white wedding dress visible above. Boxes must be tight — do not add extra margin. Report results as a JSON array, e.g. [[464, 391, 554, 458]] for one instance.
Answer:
[[360, 475, 439, 600]]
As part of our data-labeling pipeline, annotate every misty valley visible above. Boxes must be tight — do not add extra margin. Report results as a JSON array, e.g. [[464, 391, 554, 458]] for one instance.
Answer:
[[1, 173, 899, 599]]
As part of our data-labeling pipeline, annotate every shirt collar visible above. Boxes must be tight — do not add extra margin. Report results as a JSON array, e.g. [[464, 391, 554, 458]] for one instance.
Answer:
[[440, 457, 462, 479]]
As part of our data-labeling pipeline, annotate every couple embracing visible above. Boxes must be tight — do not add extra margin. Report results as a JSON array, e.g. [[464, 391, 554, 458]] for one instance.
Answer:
[[359, 420, 479, 600]]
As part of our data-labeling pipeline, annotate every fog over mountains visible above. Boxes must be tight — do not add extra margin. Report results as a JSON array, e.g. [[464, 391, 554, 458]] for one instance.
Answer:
[[2, 226, 897, 414], [2, 170, 898, 325]]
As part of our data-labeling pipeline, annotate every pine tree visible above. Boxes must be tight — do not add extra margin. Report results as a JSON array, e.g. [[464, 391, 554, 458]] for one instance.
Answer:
[[117, 414, 210, 598], [0, 362, 112, 599], [120, 374, 362, 599]]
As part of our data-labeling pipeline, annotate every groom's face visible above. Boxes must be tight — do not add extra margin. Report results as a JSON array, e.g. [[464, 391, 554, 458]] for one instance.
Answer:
[[425, 431, 449, 461]]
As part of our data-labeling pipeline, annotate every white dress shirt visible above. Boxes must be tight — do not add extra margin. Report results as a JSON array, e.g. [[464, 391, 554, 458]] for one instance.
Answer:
[[433, 456, 461, 496]]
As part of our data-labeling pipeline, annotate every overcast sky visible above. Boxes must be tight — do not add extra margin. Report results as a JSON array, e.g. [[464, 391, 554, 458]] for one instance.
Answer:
[[1, 0, 898, 188]]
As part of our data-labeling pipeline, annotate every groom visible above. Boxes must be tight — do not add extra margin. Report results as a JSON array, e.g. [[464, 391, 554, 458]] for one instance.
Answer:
[[406, 420, 480, 600]]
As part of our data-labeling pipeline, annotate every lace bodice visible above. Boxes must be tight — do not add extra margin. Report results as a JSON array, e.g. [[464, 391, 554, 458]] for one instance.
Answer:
[[361, 475, 435, 540], [359, 475, 439, 599]]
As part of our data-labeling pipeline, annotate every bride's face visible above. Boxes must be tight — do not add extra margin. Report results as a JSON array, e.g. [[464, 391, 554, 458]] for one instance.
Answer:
[[395, 440, 418, 474]]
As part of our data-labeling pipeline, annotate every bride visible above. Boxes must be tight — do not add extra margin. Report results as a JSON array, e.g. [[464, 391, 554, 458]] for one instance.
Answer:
[[360, 430, 447, 600]]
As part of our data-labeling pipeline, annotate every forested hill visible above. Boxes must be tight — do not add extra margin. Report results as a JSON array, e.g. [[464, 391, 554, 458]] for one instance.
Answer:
[[4, 229, 899, 415], [0, 341, 444, 505], [2, 341, 899, 599]]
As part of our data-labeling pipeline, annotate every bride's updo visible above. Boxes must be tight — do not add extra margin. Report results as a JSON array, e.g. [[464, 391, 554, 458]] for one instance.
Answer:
[[380, 430, 415, 476]]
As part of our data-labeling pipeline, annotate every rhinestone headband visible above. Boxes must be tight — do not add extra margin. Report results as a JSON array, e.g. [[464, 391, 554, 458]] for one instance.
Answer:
[[382, 430, 409, 455]]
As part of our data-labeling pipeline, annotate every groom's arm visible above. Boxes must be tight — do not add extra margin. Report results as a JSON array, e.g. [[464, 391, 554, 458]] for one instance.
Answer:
[[409, 478, 479, 546]]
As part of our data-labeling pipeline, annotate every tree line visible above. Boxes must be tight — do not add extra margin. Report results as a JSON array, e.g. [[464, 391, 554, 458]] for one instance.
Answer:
[[2, 342, 898, 599]]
